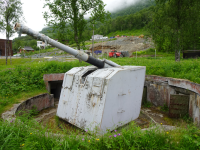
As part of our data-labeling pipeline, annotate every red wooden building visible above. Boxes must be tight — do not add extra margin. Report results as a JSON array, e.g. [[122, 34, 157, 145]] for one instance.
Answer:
[[0, 39, 13, 56], [20, 46, 34, 53]]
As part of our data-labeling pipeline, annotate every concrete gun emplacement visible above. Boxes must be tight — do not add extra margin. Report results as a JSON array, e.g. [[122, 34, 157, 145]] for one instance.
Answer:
[[15, 23, 146, 133]]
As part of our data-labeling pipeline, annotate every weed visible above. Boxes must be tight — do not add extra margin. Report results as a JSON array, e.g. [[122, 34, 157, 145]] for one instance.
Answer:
[[161, 104, 169, 112], [29, 106, 39, 116], [182, 114, 193, 123], [54, 115, 60, 126], [143, 101, 152, 108]]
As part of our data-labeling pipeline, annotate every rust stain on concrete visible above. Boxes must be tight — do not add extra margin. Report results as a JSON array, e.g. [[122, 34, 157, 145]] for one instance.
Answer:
[[197, 95, 200, 108]]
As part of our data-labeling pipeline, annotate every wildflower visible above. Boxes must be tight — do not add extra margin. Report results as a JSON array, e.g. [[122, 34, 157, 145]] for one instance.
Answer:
[[21, 144, 24, 146], [160, 123, 162, 125], [117, 133, 121, 136], [85, 129, 88, 132], [88, 140, 90, 142], [109, 136, 111, 138], [60, 144, 62, 145], [166, 132, 169, 134], [30, 133, 32, 135], [114, 130, 117, 132], [82, 138, 84, 141], [114, 135, 117, 137], [96, 139, 99, 141]]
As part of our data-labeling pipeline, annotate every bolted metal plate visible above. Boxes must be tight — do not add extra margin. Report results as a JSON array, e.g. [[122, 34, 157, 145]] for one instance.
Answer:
[[169, 94, 189, 118]]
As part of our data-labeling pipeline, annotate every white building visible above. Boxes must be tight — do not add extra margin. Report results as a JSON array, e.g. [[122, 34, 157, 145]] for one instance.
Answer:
[[91, 35, 103, 40], [37, 41, 49, 49]]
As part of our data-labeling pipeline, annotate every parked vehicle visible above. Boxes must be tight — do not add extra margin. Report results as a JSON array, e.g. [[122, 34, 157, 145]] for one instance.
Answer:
[[13, 54, 21, 57], [109, 50, 129, 58], [94, 50, 102, 55]]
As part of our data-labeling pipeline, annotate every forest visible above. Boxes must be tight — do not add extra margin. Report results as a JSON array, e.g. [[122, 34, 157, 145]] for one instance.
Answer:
[[12, 0, 200, 60]]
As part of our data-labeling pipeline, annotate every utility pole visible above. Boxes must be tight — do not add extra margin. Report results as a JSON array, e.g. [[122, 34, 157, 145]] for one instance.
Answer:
[[92, 24, 94, 57], [102, 38, 103, 57], [5, 41, 7, 65]]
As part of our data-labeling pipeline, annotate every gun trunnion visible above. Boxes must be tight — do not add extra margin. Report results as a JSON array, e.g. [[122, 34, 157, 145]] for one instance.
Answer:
[[14, 23, 146, 134]]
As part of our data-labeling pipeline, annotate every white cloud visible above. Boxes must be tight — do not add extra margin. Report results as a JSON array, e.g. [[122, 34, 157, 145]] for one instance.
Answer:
[[103, 0, 139, 12]]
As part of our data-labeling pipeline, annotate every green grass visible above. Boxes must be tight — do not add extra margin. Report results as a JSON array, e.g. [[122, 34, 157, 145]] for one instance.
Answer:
[[84, 41, 99, 46], [107, 28, 149, 37], [0, 117, 200, 149], [132, 48, 175, 57], [0, 58, 44, 71], [109, 55, 200, 84]]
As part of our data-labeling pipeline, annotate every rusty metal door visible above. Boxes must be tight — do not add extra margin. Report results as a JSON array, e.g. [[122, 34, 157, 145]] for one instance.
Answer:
[[169, 94, 189, 118]]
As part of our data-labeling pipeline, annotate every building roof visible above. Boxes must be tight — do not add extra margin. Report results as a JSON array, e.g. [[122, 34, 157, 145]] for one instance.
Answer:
[[0, 39, 12, 42], [23, 46, 34, 51]]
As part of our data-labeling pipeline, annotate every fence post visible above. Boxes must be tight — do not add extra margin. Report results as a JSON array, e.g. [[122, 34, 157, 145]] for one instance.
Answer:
[[136, 51, 137, 59]]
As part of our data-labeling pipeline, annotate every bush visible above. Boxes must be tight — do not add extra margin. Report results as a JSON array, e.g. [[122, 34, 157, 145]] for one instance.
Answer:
[[0, 60, 89, 108], [44, 46, 52, 50]]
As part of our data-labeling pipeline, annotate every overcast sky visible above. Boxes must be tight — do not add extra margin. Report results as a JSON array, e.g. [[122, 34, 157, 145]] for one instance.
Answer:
[[0, 0, 139, 40]]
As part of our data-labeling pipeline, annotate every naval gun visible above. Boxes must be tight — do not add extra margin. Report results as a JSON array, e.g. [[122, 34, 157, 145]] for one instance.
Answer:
[[14, 23, 146, 133]]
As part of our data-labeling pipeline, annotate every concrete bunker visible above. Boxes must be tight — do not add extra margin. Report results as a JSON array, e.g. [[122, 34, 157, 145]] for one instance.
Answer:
[[3, 74, 200, 134], [43, 73, 200, 126]]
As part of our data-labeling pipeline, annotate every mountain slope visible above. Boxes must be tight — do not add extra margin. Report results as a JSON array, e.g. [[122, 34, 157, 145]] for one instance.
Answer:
[[111, 0, 155, 18]]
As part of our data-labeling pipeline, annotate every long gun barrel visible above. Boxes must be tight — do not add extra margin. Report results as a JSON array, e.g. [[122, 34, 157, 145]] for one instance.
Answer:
[[14, 23, 120, 68]]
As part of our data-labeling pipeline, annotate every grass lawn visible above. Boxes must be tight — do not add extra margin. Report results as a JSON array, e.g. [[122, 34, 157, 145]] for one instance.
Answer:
[[0, 113, 199, 149], [0, 58, 44, 71], [0, 52, 200, 149]]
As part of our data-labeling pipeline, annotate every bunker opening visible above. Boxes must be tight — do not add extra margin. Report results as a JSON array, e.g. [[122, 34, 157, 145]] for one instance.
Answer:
[[49, 81, 63, 101]]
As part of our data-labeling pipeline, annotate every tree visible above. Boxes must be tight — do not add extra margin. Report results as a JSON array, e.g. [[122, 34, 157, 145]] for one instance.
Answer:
[[12, 38, 24, 53], [0, 0, 23, 64], [148, 0, 200, 61], [43, 0, 110, 50]]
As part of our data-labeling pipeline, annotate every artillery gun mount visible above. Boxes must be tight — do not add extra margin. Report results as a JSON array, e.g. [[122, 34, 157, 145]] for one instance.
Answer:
[[14, 23, 146, 133]]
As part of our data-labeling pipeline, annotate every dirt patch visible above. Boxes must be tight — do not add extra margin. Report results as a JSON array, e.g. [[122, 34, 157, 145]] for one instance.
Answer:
[[89, 37, 153, 54], [35, 102, 82, 134], [34, 99, 189, 134], [35, 103, 175, 133]]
